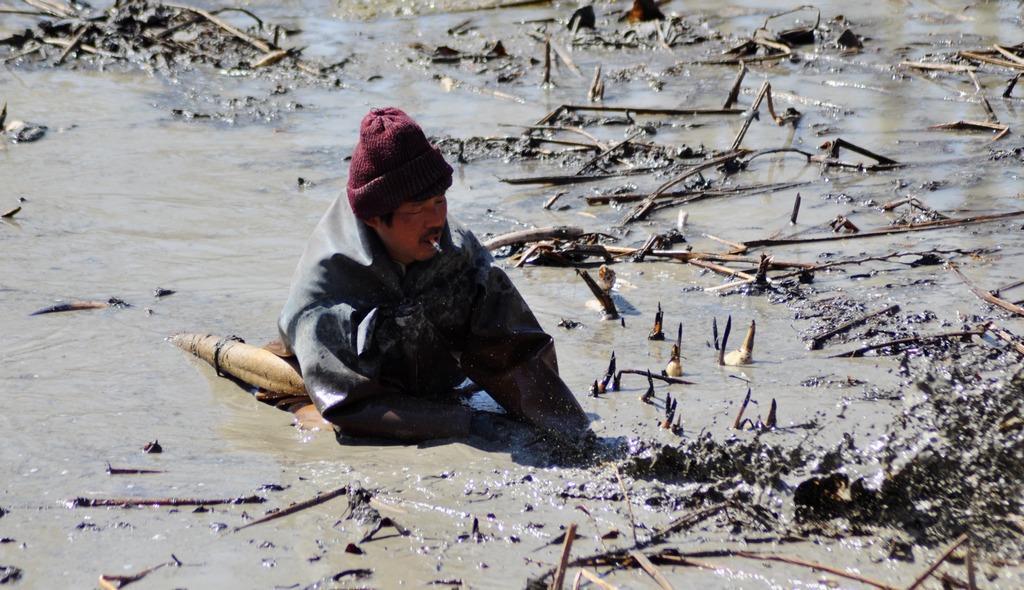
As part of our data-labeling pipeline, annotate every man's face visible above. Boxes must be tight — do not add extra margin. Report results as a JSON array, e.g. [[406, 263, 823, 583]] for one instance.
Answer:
[[364, 194, 448, 265]]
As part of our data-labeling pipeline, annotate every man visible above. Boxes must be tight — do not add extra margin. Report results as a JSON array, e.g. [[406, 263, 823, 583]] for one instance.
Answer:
[[278, 106, 589, 443]]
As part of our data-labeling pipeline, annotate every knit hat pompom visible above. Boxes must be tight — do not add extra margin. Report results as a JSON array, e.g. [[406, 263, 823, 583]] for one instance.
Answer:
[[346, 107, 454, 220]]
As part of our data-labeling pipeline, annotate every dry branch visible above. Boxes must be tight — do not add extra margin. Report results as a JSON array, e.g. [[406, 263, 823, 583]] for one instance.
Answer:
[[234, 484, 349, 532], [950, 262, 1024, 318], [483, 226, 586, 250], [830, 326, 987, 358], [619, 152, 747, 225], [98, 556, 181, 590], [67, 494, 265, 508], [550, 523, 578, 590], [906, 534, 970, 590], [744, 210, 1024, 248], [805, 304, 901, 350], [629, 550, 674, 590]]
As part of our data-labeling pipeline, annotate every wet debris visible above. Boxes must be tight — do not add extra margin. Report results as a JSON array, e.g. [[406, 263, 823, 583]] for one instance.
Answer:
[[1, 104, 47, 144], [0, 565, 23, 585], [66, 493, 264, 508], [106, 462, 163, 475], [29, 297, 131, 315], [1, 0, 331, 83], [98, 555, 181, 589], [235, 484, 347, 533], [556, 317, 582, 329], [143, 439, 163, 453], [341, 485, 409, 543]]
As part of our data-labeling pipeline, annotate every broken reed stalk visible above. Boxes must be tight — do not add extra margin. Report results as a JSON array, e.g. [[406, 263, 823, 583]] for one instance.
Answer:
[[687, 259, 756, 283], [543, 191, 565, 209], [482, 225, 586, 251], [529, 503, 729, 588], [600, 246, 813, 270], [827, 137, 898, 165], [611, 463, 639, 544], [578, 568, 616, 590], [646, 502, 728, 546], [549, 522, 577, 590], [988, 325, 1024, 356], [744, 210, 1024, 248], [949, 262, 1024, 318], [164, 3, 274, 53], [732, 388, 751, 429], [619, 151, 748, 225], [629, 550, 674, 590], [542, 36, 551, 85], [234, 484, 348, 532], [98, 555, 182, 590], [576, 268, 619, 319], [958, 50, 1024, 71], [617, 369, 695, 386], [766, 192, 802, 241], [588, 65, 604, 102], [575, 129, 644, 175], [806, 303, 901, 350], [830, 326, 988, 358], [730, 81, 782, 151], [905, 534, 970, 590], [729, 551, 899, 590], [723, 62, 747, 109], [601, 546, 899, 590], [586, 180, 807, 206], [68, 494, 264, 508], [931, 120, 1009, 142], [548, 38, 581, 77], [717, 316, 731, 365], [553, 104, 744, 117]]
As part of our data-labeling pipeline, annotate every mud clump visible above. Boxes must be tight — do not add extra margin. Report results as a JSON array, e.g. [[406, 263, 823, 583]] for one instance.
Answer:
[[550, 341, 1024, 562], [0, 0, 336, 84]]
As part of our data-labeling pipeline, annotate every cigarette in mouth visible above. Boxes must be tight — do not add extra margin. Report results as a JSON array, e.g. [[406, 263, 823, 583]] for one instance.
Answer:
[[430, 239, 443, 253]]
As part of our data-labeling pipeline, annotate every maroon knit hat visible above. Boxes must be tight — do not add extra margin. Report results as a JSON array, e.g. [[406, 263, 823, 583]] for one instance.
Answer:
[[346, 107, 454, 220]]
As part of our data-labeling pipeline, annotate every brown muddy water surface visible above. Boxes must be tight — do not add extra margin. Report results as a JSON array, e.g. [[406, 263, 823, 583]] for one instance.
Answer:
[[2, 0, 1024, 588]]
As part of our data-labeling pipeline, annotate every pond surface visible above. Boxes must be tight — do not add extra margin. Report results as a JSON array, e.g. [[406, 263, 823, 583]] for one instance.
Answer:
[[2, 0, 1023, 588]]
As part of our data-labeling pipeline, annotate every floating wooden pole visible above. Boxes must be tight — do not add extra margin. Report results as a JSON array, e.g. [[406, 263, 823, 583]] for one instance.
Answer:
[[169, 332, 307, 397]]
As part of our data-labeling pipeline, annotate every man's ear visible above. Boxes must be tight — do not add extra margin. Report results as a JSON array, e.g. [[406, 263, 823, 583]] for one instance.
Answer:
[[363, 215, 383, 230]]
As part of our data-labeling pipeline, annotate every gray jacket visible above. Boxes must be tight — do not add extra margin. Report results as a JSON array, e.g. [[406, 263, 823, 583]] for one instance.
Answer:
[[278, 196, 587, 437]]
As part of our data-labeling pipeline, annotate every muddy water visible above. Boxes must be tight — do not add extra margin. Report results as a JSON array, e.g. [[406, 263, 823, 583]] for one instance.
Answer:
[[2, 0, 1024, 588]]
